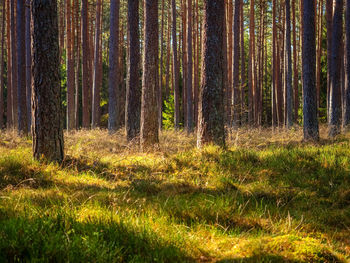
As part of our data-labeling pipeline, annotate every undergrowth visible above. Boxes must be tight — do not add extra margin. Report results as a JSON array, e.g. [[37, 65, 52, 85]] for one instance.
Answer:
[[0, 127, 349, 262]]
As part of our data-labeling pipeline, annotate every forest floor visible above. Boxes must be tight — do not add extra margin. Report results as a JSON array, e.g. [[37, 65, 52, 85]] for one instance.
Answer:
[[0, 127, 349, 262]]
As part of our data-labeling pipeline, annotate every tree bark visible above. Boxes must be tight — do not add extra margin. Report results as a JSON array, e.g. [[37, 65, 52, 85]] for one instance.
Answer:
[[81, 0, 90, 128], [186, 0, 193, 133], [232, 0, 241, 127], [292, 0, 298, 123], [285, 0, 293, 128], [92, 0, 102, 128], [108, 0, 120, 133], [197, 0, 225, 147], [344, 0, 350, 128], [141, 0, 159, 149], [6, 0, 12, 129], [326, 0, 333, 120], [32, 0, 64, 162], [126, 0, 141, 141], [329, 0, 344, 137], [0, 0, 5, 129], [303, 0, 319, 141], [10, 0, 18, 129], [25, 0, 31, 128], [248, 0, 255, 125], [171, 0, 180, 129]]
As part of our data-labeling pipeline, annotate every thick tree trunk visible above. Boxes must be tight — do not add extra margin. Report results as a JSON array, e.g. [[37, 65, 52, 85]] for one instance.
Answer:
[[32, 0, 64, 162], [171, 0, 180, 129], [126, 0, 141, 141], [108, 0, 120, 133], [303, 0, 319, 141], [285, 0, 293, 128], [140, 0, 159, 149], [92, 0, 102, 128], [197, 0, 225, 147], [344, 0, 350, 128], [329, 0, 344, 137]]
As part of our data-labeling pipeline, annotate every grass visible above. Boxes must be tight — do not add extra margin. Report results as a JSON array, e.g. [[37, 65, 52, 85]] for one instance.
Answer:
[[0, 126, 349, 262]]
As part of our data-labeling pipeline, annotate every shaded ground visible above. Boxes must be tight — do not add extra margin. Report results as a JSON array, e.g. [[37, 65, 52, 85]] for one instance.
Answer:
[[0, 127, 349, 262]]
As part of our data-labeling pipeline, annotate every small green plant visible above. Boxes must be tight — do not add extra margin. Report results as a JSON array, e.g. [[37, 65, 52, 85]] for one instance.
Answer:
[[162, 95, 182, 130]]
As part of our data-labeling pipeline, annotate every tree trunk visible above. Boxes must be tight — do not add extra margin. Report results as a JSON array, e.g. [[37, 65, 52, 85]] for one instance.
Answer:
[[158, 0, 164, 131], [126, 0, 141, 141], [140, 0, 159, 149], [316, 0, 324, 111], [272, 0, 277, 127], [344, 0, 350, 128], [285, 0, 293, 128], [81, 0, 90, 128], [186, 0, 193, 133], [303, 0, 319, 141], [171, 0, 180, 129], [25, 0, 31, 128], [326, 0, 333, 120], [66, 0, 75, 130], [32, 0, 64, 162], [6, 0, 12, 129], [233, 0, 241, 127], [197, 0, 225, 147], [0, 0, 5, 129], [329, 0, 344, 137], [292, 0, 298, 123], [240, 0, 246, 124], [92, 0, 102, 128], [248, 0, 255, 125], [74, 0, 80, 128], [10, 0, 18, 129], [108, 0, 120, 133]]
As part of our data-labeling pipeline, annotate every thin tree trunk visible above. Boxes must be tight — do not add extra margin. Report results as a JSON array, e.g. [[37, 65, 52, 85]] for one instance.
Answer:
[[326, 0, 333, 120], [233, 0, 241, 127], [10, 0, 18, 129], [227, 0, 233, 125], [292, 0, 298, 123], [6, 0, 12, 129], [197, 0, 225, 147], [158, 0, 164, 131], [81, 0, 90, 128], [272, 0, 277, 127], [248, 0, 255, 125], [25, 0, 31, 128], [92, 0, 102, 128], [32, 0, 64, 162], [74, 0, 80, 129], [240, 0, 246, 124], [285, 0, 293, 128], [316, 0, 324, 110], [0, 0, 5, 129], [186, 0, 193, 133], [140, 0, 159, 149], [171, 0, 180, 129]]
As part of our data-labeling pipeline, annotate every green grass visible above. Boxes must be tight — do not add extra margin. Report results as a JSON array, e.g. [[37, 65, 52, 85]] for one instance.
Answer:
[[0, 128, 349, 262]]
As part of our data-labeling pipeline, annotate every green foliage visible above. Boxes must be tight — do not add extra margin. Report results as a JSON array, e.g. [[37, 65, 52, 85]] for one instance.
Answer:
[[162, 95, 182, 130]]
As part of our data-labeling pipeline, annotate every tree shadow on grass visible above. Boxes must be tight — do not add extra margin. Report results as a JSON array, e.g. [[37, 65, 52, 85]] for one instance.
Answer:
[[0, 213, 193, 262]]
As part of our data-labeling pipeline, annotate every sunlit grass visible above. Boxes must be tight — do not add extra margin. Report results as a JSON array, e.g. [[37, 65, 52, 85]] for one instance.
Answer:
[[0, 126, 349, 262]]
